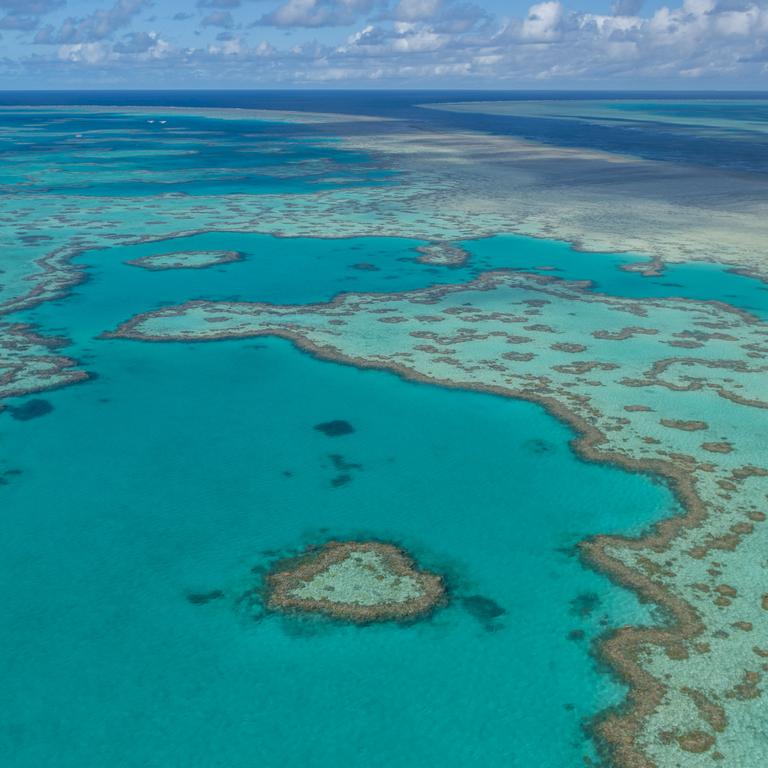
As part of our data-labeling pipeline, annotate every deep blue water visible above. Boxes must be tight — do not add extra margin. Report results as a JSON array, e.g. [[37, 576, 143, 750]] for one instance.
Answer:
[[4, 90, 768, 171], [0, 110, 388, 197]]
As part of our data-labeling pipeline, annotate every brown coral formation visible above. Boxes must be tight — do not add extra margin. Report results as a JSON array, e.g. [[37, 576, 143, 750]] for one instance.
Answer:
[[0, 322, 89, 407], [660, 419, 709, 431], [105, 269, 768, 768], [702, 442, 734, 454], [414, 241, 470, 267], [265, 540, 446, 622], [126, 250, 244, 270], [677, 730, 716, 753]]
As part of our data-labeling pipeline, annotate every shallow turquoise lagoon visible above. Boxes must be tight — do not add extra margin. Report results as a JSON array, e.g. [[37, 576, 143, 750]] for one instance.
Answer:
[[5, 99, 768, 768], [463, 235, 768, 318], [1, 336, 674, 768], [33, 230, 768, 338], [0, 230, 698, 767]]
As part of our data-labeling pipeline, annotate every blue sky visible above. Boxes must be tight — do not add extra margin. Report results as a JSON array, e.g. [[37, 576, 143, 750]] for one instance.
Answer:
[[0, 0, 766, 88]]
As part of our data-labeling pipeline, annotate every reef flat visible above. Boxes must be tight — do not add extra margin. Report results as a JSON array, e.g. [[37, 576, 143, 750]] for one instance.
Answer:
[[0, 322, 88, 406], [415, 241, 470, 267], [265, 540, 445, 622], [108, 272, 768, 767], [3, 100, 768, 767], [340, 127, 768, 281], [0, 106, 398, 403], [4, 102, 768, 340], [126, 250, 244, 271], [1, 101, 767, 423]]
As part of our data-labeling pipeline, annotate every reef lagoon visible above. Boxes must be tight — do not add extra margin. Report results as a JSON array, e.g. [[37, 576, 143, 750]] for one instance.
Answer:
[[2, 94, 768, 768]]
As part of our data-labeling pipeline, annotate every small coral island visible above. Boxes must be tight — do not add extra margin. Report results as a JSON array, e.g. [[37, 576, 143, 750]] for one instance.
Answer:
[[126, 250, 244, 271], [414, 241, 469, 267], [265, 540, 446, 622]]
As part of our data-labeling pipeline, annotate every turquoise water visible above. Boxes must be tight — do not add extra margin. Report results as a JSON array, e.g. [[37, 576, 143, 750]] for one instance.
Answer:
[[1, 334, 671, 768], [4, 104, 768, 768], [1, 229, 688, 767], [32, 230, 768, 332], [465, 235, 768, 318]]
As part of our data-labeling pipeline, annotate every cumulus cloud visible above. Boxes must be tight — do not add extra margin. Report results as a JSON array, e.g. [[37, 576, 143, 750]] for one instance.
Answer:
[[521, 1, 563, 41], [0, 14, 40, 29], [0, 0, 62, 9], [327, 0, 768, 80], [385, 0, 487, 32], [202, 10, 235, 27], [611, 0, 644, 15], [57, 28, 168, 64], [35, 0, 150, 44], [394, 0, 442, 20], [431, 2, 488, 33], [198, 0, 246, 7], [7, 0, 768, 87], [338, 20, 448, 52], [57, 41, 112, 64], [256, 0, 376, 28], [0, 0, 63, 31], [113, 30, 159, 53]]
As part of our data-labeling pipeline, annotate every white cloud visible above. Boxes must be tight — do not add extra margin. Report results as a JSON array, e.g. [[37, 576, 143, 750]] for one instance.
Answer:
[[208, 36, 243, 54], [393, 26, 445, 49], [202, 10, 235, 28], [8, 0, 768, 86], [36, 0, 150, 44], [611, 0, 644, 15], [57, 42, 113, 64], [0, 0, 63, 31], [521, 1, 563, 41], [257, 0, 375, 28], [394, 0, 442, 21]]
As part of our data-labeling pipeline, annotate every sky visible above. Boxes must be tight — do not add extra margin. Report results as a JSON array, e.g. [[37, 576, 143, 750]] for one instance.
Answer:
[[0, 0, 766, 88]]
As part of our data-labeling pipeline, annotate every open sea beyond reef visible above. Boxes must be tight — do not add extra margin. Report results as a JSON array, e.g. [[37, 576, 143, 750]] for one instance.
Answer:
[[2, 93, 768, 768]]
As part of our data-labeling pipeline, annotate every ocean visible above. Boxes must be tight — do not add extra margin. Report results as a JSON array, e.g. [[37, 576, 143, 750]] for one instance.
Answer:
[[2, 92, 767, 767]]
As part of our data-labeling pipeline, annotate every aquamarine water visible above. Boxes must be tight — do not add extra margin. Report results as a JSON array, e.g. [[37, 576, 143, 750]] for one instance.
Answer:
[[2, 329, 672, 768], [3, 229, 684, 768], [29, 231, 768, 338], [3, 101, 768, 768], [18, 222, 768, 767], [464, 235, 768, 319]]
